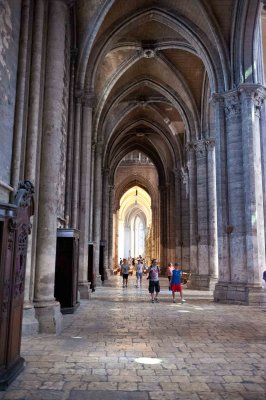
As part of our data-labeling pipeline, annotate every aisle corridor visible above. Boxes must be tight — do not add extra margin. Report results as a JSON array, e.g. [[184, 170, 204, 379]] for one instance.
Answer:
[[1, 278, 266, 400]]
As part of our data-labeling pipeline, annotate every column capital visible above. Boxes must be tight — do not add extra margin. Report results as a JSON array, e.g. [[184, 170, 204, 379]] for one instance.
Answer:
[[209, 93, 224, 106], [205, 138, 215, 151], [185, 142, 193, 153], [238, 84, 266, 118], [223, 90, 241, 118], [193, 139, 207, 157]]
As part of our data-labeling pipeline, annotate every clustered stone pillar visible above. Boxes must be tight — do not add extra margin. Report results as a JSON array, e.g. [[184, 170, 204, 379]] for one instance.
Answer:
[[214, 85, 266, 305], [92, 142, 103, 287], [159, 185, 167, 271], [64, 49, 77, 226], [102, 168, 110, 279], [34, 0, 68, 334], [185, 137, 218, 289], [186, 143, 198, 280], [108, 185, 115, 272], [239, 85, 265, 293], [211, 95, 230, 286], [224, 90, 246, 284], [71, 95, 82, 228], [78, 93, 93, 298], [11, 0, 31, 193], [23, 0, 45, 335], [174, 169, 182, 262], [194, 140, 209, 288], [206, 138, 218, 285]]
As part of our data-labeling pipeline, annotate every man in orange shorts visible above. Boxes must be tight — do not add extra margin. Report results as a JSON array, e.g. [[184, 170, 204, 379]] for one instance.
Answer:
[[171, 262, 186, 303]]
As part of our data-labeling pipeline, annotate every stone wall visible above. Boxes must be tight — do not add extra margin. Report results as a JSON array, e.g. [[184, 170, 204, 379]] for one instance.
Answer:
[[0, 0, 21, 201]]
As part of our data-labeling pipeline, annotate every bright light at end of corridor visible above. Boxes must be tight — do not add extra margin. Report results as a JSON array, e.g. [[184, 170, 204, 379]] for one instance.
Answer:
[[134, 357, 162, 365]]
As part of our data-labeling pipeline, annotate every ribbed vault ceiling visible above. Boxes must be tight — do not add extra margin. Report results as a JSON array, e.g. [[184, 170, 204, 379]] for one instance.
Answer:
[[76, 0, 236, 182]]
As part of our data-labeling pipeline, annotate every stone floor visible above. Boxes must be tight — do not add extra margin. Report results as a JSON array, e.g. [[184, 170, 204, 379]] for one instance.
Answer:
[[1, 277, 266, 400]]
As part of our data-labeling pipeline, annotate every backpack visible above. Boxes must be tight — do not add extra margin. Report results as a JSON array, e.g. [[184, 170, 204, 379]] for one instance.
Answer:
[[148, 266, 159, 280]]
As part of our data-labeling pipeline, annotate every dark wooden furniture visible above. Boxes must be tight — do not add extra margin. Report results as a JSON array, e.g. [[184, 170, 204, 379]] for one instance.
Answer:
[[0, 181, 34, 390], [54, 229, 80, 314]]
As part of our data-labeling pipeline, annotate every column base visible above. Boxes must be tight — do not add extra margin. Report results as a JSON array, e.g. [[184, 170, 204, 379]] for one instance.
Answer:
[[78, 282, 91, 299], [214, 282, 266, 305], [189, 274, 217, 290], [34, 301, 63, 334], [96, 274, 103, 286], [22, 304, 39, 336], [104, 268, 112, 280]]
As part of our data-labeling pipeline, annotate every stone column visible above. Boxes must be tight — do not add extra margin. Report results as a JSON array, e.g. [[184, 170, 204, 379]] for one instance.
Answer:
[[224, 90, 246, 286], [180, 167, 190, 269], [206, 138, 218, 286], [159, 185, 167, 272], [11, 0, 31, 193], [102, 168, 109, 278], [64, 49, 77, 226], [114, 210, 119, 269], [78, 93, 93, 299], [23, 0, 45, 335], [186, 144, 198, 282], [92, 142, 103, 287], [211, 94, 231, 302], [34, 0, 68, 334], [261, 102, 266, 256], [89, 145, 95, 241], [108, 185, 115, 273], [239, 85, 266, 293], [193, 140, 209, 289], [71, 95, 82, 228], [174, 169, 182, 261]]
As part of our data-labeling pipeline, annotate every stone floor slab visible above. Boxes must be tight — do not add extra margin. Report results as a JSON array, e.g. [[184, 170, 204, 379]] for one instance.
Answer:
[[1, 277, 266, 400], [68, 390, 149, 400]]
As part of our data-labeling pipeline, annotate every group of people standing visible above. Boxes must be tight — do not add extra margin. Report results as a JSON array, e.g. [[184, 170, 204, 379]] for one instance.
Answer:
[[120, 258, 186, 304]]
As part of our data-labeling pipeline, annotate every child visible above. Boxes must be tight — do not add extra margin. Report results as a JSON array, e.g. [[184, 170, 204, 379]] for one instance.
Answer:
[[167, 262, 174, 291], [171, 262, 186, 303]]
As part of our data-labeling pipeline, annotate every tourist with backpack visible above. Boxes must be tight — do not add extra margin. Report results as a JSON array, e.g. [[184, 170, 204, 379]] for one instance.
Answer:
[[147, 258, 160, 303]]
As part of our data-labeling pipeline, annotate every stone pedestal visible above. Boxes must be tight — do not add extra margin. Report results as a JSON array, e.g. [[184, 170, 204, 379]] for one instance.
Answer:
[[214, 283, 266, 305], [190, 274, 217, 291], [22, 306, 38, 336], [34, 302, 63, 335], [78, 282, 91, 299]]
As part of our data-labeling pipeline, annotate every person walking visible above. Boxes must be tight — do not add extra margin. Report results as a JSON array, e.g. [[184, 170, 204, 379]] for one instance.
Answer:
[[171, 262, 186, 303], [135, 259, 143, 288], [167, 262, 174, 291], [147, 258, 160, 303], [121, 258, 129, 288]]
